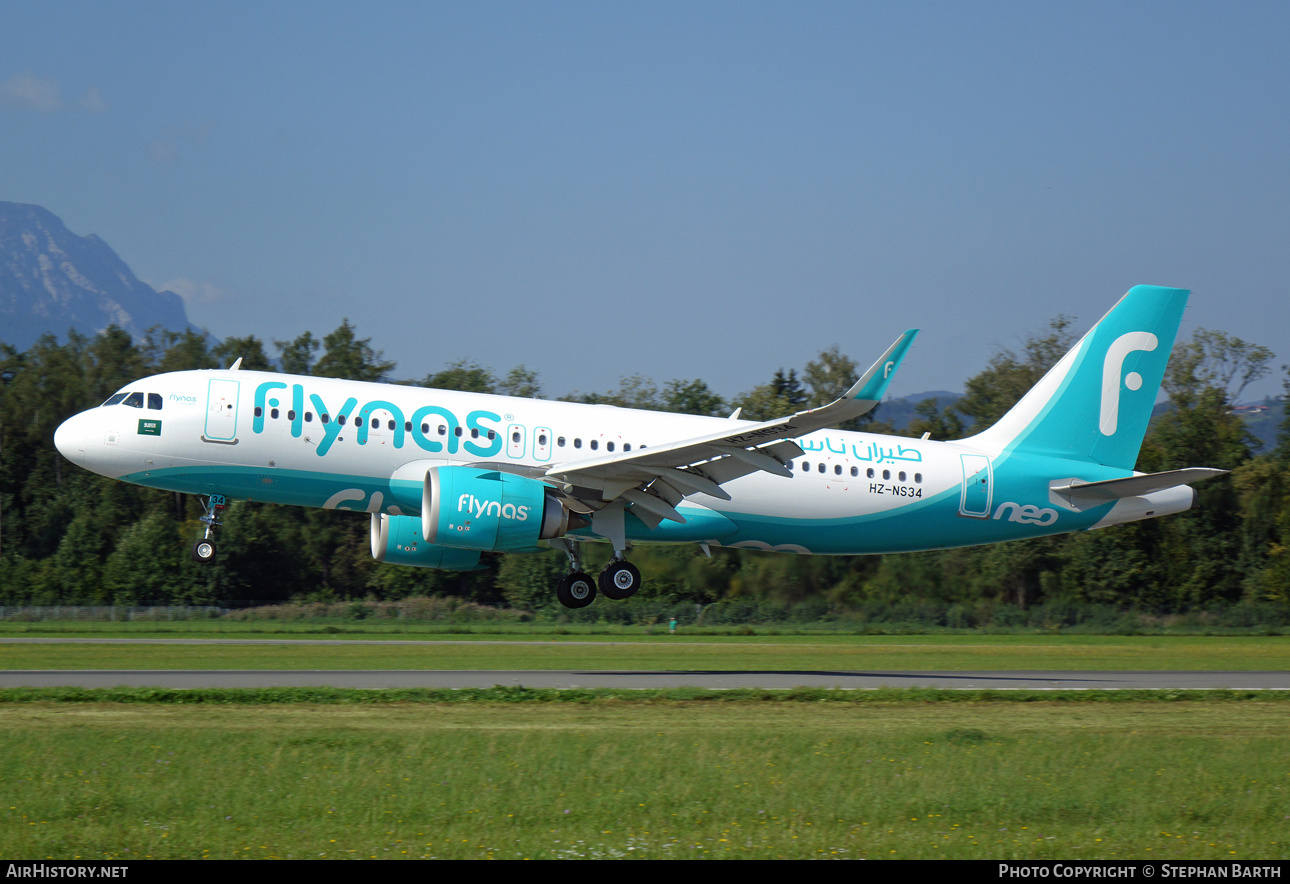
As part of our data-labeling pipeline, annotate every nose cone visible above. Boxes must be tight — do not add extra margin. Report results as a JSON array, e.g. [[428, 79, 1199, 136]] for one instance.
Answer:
[[54, 410, 93, 469]]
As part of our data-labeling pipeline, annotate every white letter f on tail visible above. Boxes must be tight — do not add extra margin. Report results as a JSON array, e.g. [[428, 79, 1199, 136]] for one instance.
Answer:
[[1100, 332, 1158, 436]]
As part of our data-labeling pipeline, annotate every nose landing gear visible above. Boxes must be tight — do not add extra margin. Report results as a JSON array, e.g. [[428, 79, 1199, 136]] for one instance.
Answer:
[[191, 494, 226, 564]]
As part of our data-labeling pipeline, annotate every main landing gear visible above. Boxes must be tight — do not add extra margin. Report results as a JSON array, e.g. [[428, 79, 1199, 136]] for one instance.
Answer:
[[599, 560, 641, 600], [191, 494, 226, 564], [556, 571, 596, 608], [551, 539, 642, 609]]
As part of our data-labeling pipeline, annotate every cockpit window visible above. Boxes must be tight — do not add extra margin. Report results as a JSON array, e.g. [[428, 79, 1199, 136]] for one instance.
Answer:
[[102, 393, 128, 407], [122, 392, 144, 408], [148, 393, 163, 410]]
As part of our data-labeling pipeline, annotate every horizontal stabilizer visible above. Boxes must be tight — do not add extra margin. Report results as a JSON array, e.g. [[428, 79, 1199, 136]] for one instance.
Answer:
[[1050, 468, 1227, 509]]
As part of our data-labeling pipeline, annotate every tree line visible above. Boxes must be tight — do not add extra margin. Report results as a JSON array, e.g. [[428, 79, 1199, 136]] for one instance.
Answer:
[[1, 318, 1287, 617]]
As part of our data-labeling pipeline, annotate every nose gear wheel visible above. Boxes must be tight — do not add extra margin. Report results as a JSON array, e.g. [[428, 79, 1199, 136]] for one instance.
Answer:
[[192, 494, 227, 565]]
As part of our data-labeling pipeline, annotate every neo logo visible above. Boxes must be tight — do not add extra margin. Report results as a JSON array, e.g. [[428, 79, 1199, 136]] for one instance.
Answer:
[[993, 501, 1058, 527], [1100, 331, 1158, 436]]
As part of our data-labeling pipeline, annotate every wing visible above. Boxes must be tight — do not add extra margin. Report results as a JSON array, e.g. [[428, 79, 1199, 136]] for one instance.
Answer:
[[541, 330, 919, 527]]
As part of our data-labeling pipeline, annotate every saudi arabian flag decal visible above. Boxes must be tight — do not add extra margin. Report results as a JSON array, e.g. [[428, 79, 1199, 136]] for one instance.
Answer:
[[138, 419, 162, 436]]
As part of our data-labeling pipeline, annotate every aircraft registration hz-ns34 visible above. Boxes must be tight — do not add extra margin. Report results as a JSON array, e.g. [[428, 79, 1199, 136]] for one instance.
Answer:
[[54, 285, 1225, 608]]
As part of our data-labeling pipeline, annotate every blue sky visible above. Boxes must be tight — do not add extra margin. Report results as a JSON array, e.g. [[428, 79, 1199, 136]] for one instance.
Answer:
[[3, 1, 1287, 402]]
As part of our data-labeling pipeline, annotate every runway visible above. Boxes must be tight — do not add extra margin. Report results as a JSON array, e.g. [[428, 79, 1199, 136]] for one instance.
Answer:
[[3, 637, 1285, 690], [2, 669, 1288, 690]]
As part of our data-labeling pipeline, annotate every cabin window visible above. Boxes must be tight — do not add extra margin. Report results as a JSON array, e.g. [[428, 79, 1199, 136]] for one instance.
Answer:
[[867, 468, 874, 478], [288, 410, 296, 421], [470, 428, 479, 439], [882, 469, 890, 480], [147, 393, 163, 410], [538, 433, 548, 445], [898, 471, 906, 482], [800, 461, 809, 473], [607, 441, 615, 452], [915, 473, 923, 483], [123, 392, 144, 408], [454, 427, 462, 437], [574, 438, 582, 449], [421, 423, 429, 434], [590, 440, 598, 450], [835, 465, 842, 475], [487, 429, 495, 440], [254, 406, 263, 418], [557, 436, 566, 447], [338, 415, 348, 425], [818, 463, 825, 474], [305, 412, 313, 423], [404, 421, 412, 432], [321, 414, 330, 424], [512, 431, 521, 443], [850, 467, 858, 477], [270, 408, 279, 419], [624, 443, 631, 451]]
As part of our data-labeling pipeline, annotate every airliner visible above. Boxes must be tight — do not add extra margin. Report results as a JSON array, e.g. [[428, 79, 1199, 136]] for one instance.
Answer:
[[54, 285, 1224, 608]]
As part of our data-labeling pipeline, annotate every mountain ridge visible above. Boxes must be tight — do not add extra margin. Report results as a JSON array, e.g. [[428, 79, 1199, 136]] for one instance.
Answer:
[[0, 201, 195, 348]]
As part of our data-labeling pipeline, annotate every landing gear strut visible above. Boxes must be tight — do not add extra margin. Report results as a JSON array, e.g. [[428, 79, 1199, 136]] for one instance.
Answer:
[[191, 494, 226, 564]]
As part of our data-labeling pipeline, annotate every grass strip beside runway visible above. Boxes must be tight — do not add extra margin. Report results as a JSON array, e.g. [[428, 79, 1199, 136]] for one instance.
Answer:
[[2, 696, 1287, 860]]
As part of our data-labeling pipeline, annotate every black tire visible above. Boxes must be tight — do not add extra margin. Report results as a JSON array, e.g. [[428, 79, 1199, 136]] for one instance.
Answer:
[[599, 561, 641, 600], [556, 571, 596, 609], [191, 539, 217, 563]]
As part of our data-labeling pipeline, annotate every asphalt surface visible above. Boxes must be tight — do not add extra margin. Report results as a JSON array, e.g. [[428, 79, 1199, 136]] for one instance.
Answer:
[[2, 669, 1287, 690], [3, 637, 1286, 690]]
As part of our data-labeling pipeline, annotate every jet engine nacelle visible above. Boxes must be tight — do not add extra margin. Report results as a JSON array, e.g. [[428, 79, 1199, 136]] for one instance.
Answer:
[[370, 513, 485, 570], [422, 465, 574, 552]]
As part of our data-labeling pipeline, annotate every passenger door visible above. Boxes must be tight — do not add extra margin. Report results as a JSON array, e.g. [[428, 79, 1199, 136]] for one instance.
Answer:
[[204, 379, 240, 442]]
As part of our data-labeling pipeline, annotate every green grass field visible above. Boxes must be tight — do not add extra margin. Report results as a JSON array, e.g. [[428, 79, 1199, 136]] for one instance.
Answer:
[[1, 632, 1287, 671], [2, 698, 1287, 860], [3, 627, 1288, 860]]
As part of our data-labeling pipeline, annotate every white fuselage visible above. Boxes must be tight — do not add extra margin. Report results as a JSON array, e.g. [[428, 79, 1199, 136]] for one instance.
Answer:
[[54, 368, 1179, 556]]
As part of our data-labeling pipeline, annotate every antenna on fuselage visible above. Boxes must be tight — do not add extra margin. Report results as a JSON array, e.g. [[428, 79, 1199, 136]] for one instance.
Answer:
[[228, 357, 243, 371]]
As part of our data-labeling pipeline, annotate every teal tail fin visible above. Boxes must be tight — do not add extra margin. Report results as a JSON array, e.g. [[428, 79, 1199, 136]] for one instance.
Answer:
[[965, 285, 1189, 469]]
